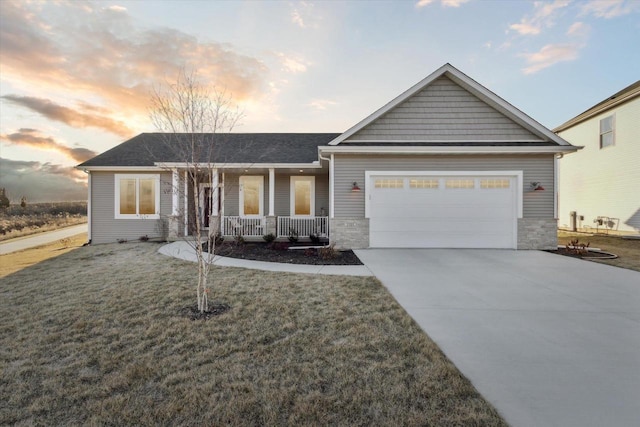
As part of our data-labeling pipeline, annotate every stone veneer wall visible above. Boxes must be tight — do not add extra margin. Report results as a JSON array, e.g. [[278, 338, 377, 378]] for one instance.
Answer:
[[518, 218, 557, 250], [330, 218, 369, 249], [265, 216, 277, 236]]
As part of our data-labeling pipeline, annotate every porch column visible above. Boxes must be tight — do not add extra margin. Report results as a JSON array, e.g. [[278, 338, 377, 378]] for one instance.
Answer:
[[167, 168, 180, 241], [183, 170, 188, 237], [268, 168, 275, 216], [329, 154, 335, 218], [211, 169, 219, 216], [221, 173, 225, 235]]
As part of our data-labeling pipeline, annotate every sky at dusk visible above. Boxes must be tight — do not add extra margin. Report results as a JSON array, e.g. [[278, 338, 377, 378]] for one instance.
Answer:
[[1, 0, 639, 202]]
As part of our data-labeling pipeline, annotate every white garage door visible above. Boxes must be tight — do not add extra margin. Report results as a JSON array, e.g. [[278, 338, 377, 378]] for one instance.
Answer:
[[369, 174, 517, 248]]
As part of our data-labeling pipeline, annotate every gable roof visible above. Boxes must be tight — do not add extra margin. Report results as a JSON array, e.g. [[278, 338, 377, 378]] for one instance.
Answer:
[[329, 63, 571, 146], [78, 133, 340, 168], [553, 80, 640, 133]]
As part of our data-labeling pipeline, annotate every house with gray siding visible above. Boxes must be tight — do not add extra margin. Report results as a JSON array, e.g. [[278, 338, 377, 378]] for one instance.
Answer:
[[78, 63, 578, 249]]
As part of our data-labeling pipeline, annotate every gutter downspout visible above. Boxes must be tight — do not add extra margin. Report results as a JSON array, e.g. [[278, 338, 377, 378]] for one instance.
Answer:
[[555, 154, 564, 220], [319, 152, 333, 219]]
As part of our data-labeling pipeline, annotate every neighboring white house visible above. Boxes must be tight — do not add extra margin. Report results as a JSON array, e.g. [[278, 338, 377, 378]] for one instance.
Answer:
[[554, 81, 640, 234]]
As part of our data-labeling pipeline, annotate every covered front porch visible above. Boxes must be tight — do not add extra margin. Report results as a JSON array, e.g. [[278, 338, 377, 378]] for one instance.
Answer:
[[165, 164, 330, 241], [220, 215, 329, 239]]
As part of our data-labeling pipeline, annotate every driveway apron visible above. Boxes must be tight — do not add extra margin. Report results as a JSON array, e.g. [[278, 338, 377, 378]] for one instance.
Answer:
[[355, 249, 640, 427]]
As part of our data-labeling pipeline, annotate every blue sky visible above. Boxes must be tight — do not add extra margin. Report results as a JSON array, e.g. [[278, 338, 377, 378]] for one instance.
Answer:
[[1, 0, 639, 201]]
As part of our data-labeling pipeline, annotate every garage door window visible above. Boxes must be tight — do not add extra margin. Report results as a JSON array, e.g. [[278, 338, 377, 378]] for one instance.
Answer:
[[375, 178, 404, 189], [480, 179, 510, 189], [445, 178, 475, 189], [410, 179, 439, 189]]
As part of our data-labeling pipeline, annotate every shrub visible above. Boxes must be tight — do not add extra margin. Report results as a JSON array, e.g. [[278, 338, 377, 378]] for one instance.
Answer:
[[304, 248, 316, 257], [139, 235, 150, 242], [214, 232, 224, 246], [0, 191, 9, 209], [234, 234, 245, 245], [263, 233, 276, 243], [566, 238, 590, 255], [288, 228, 299, 243], [318, 243, 339, 260], [309, 233, 321, 244]]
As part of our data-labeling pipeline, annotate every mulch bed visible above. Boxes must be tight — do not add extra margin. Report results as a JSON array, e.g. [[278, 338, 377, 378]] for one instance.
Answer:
[[180, 303, 232, 320], [545, 248, 617, 260], [213, 242, 363, 265]]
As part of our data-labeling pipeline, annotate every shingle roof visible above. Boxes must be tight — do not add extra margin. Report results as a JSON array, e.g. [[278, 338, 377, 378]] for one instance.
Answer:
[[553, 80, 640, 132], [78, 133, 341, 167]]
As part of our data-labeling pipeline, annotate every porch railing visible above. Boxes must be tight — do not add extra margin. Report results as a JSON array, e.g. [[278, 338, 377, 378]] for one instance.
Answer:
[[222, 216, 265, 237], [278, 216, 329, 238]]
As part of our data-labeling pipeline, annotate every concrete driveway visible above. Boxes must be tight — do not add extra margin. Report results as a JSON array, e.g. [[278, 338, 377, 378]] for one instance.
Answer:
[[355, 249, 640, 427]]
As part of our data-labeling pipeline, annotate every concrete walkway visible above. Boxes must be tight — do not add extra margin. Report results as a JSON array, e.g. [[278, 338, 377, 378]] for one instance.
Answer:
[[355, 249, 640, 427], [158, 241, 373, 276], [0, 224, 87, 255]]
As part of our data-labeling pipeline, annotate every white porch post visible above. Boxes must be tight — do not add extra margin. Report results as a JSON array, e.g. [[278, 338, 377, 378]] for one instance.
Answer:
[[171, 169, 179, 216], [211, 168, 219, 216], [183, 170, 188, 237], [221, 172, 226, 235], [329, 154, 335, 218], [268, 168, 275, 216]]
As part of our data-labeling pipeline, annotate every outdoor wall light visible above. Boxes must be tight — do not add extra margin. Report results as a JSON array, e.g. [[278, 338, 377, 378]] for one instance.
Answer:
[[530, 181, 545, 191], [351, 182, 361, 192]]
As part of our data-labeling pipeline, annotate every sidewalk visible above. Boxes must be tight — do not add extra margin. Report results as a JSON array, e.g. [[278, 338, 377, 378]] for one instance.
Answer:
[[0, 224, 87, 255], [158, 241, 373, 276]]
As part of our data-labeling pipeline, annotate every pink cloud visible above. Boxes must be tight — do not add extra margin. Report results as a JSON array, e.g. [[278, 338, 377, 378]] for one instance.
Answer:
[[519, 43, 581, 74]]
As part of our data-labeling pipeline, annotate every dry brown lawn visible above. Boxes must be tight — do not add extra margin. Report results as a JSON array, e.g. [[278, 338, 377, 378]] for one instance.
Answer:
[[0, 242, 506, 426], [0, 233, 88, 278], [558, 231, 640, 272]]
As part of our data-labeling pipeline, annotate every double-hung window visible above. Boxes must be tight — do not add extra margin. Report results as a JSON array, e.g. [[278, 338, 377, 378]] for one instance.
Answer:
[[599, 115, 615, 149], [114, 174, 160, 219]]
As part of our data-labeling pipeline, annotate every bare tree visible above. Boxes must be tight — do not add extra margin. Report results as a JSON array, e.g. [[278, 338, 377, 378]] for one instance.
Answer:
[[149, 69, 242, 313]]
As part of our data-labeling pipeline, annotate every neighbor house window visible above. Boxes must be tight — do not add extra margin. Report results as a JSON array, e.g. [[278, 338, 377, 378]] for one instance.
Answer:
[[114, 174, 160, 219], [239, 176, 264, 216], [290, 176, 315, 216], [600, 115, 615, 148]]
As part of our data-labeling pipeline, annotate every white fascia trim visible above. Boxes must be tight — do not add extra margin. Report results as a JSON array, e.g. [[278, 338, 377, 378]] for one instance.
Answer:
[[79, 166, 163, 172], [156, 162, 322, 169], [364, 170, 524, 219], [329, 63, 572, 147], [320, 145, 579, 155], [339, 139, 546, 143]]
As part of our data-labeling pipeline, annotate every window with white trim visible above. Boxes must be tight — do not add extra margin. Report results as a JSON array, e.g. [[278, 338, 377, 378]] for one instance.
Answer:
[[114, 174, 160, 219], [239, 176, 264, 217], [599, 115, 614, 148], [290, 176, 315, 216]]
